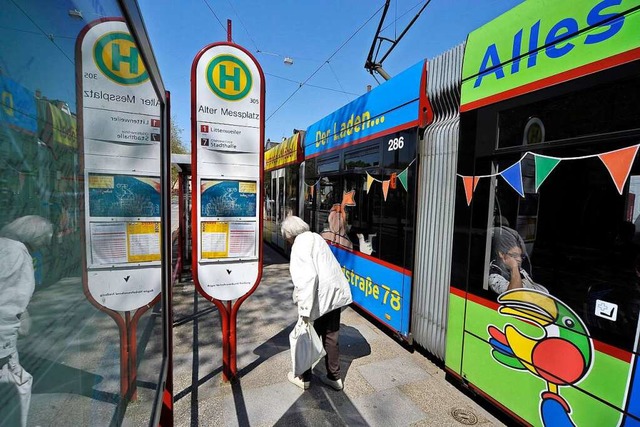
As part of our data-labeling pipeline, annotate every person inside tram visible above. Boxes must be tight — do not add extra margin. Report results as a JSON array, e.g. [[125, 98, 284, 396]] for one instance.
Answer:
[[0, 215, 53, 427], [488, 226, 548, 295], [321, 204, 353, 249]]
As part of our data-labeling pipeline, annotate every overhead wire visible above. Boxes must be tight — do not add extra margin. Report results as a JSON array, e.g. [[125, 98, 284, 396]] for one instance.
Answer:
[[256, 50, 324, 63], [201, 0, 227, 35], [9, 0, 73, 65], [225, 0, 259, 50], [266, 3, 386, 122], [327, 62, 352, 103], [0, 25, 76, 40], [265, 72, 360, 96], [210, 0, 358, 115], [382, 0, 425, 33]]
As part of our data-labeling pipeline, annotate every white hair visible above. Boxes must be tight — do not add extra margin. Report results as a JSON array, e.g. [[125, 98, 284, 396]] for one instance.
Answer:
[[1, 215, 53, 248], [280, 215, 309, 240]]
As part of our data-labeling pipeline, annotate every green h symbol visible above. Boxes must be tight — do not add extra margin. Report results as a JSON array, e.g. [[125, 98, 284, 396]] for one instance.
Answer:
[[219, 64, 240, 91], [112, 43, 139, 74]]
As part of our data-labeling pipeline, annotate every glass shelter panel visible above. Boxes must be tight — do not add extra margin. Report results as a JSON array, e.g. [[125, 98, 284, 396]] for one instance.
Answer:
[[0, 1, 167, 425]]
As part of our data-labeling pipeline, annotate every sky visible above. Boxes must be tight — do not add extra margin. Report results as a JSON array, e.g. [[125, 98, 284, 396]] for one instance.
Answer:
[[137, 0, 524, 149]]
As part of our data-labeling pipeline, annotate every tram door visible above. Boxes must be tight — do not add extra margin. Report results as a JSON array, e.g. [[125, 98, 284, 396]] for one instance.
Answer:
[[272, 168, 286, 250]]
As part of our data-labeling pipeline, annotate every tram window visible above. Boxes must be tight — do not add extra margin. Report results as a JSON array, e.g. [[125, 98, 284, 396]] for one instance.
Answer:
[[497, 72, 640, 149], [315, 176, 342, 232], [278, 175, 285, 221], [378, 177, 413, 267], [343, 173, 378, 255], [318, 155, 340, 173], [284, 164, 299, 218], [318, 177, 340, 211], [382, 130, 417, 169], [345, 143, 379, 169], [480, 143, 640, 352], [264, 176, 273, 219]]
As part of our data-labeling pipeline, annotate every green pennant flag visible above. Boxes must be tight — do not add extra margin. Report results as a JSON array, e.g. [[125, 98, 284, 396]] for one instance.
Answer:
[[397, 168, 409, 191], [534, 154, 561, 192]]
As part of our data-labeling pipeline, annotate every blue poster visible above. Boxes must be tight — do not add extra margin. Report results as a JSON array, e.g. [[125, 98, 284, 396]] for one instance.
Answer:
[[89, 174, 160, 217], [201, 180, 257, 217], [330, 245, 412, 336], [0, 76, 37, 134], [304, 60, 424, 158]]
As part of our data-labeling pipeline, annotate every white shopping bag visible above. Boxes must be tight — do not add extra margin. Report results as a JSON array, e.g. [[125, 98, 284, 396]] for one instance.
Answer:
[[289, 317, 326, 376]]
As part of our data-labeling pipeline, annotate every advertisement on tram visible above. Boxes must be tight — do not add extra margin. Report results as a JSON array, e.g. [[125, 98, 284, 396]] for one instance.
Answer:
[[447, 1, 640, 426]]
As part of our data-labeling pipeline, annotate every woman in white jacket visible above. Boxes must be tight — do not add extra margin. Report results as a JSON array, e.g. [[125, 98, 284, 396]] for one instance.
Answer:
[[0, 216, 53, 427], [281, 216, 353, 391]]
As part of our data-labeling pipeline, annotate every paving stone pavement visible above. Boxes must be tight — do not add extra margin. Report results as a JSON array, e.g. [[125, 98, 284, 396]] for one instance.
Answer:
[[172, 244, 508, 427]]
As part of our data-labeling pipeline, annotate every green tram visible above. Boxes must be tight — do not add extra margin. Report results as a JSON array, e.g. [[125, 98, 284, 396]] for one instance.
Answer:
[[298, 1, 640, 425]]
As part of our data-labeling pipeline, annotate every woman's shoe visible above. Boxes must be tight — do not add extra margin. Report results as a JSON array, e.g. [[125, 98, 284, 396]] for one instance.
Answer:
[[287, 372, 310, 390], [320, 375, 343, 391]]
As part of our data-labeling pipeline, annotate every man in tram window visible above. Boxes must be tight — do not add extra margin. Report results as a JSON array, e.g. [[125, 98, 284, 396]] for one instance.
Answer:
[[488, 226, 548, 295]]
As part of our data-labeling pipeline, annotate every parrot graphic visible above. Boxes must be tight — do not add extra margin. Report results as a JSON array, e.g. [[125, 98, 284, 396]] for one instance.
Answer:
[[488, 289, 593, 427]]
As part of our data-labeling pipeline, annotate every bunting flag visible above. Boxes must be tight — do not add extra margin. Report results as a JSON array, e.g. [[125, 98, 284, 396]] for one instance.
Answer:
[[397, 168, 408, 191], [598, 145, 639, 195], [462, 176, 480, 206], [342, 190, 356, 207], [303, 177, 322, 190], [500, 161, 524, 197], [533, 154, 561, 192], [458, 143, 640, 207], [366, 172, 374, 193], [382, 180, 390, 201]]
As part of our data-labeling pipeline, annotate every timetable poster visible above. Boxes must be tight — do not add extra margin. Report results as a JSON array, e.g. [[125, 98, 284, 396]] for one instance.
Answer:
[[127, 222, 161, 262], [89, 174, 160, 218], [201, 221, 256, 259], [90, 221, 161, 265], [201, 180, 257, 218]]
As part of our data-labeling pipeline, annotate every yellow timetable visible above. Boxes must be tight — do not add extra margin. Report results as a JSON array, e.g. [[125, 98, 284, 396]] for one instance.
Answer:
[[239, 182, 256, 193], [127, 221, 161, 262], [89, 175, 114, 189], [202, 221, 229, 258]]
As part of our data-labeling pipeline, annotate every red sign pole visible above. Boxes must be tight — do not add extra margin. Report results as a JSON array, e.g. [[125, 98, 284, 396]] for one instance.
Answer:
[[191, 41, 265, 382]]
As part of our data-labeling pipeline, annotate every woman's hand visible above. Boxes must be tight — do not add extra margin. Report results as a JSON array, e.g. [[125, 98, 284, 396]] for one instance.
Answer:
[[500, 252, 519, 271]]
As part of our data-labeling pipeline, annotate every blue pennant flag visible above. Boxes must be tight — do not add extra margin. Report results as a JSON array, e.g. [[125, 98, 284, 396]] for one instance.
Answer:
[[500, 161, 524, 197]]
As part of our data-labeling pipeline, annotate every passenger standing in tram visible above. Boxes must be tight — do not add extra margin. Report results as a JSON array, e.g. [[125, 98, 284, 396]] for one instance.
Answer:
[[488, 226, 548, 295], [0, 216, 53, 427], [281, 216, 353, 391], [321, 203, 353, 249]]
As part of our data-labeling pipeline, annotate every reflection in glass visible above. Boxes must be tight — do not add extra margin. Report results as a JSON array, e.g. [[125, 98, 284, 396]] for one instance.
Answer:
[[0, 1, 164, 425]]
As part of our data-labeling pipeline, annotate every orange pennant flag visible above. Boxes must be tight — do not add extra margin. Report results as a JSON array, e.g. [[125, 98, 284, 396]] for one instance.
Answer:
[[382, 180, 390, 201], [342, 190, 356, 207], [598, 145, 639, 194], [462, 176, 480, 206]]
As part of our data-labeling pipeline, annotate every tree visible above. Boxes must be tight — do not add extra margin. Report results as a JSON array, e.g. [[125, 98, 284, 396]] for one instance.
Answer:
[[170, 118, 188, 191]]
